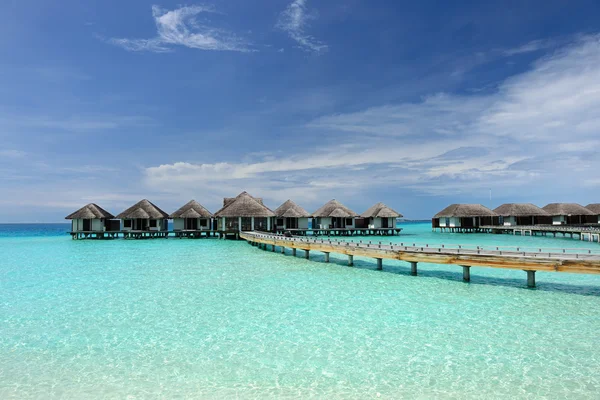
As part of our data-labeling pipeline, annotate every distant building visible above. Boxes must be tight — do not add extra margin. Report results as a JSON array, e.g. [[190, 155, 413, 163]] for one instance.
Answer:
[[170, 200, 213, 231], [65, 203, 118, 232], [541, 203, 595, 225], [432, 204, 499, 231], [273, 200, 310, 231], [493, 203, 551, 226], [586, 204, 600, 224], [360, 202, 403, 229], [116, 199, 169, 231], [213, 191, 275, 232], [311, 199, 359, 229]]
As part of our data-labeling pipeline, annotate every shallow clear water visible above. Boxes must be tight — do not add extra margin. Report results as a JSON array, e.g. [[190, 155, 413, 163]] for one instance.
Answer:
[[1, 222, 600, 399]]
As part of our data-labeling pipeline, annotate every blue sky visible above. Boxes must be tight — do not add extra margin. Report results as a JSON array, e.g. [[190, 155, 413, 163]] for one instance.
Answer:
[[2, 0, 600, 222]]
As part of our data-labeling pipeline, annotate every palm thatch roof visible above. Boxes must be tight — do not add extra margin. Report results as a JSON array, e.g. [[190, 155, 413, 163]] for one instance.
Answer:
[[274, 200, 310, 218], [434, 204, 497, 218], [214, 192, 275, 218], [542, 203, 594, 216], [65, 203, 114, 220], [116, 199, 169, 219], [312, 199, 358, 218], [169, 200, 213, 219], [585, 204, 600, 214], [493, 203, 549, 217], [361, 202, 403, 218]]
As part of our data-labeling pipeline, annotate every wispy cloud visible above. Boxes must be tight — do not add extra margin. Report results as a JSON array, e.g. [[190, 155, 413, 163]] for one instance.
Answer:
[[144, 34, 600, 205], [109, 5, 253, 53], [502, 38, 561, 56], [277, 0, 328, 53]]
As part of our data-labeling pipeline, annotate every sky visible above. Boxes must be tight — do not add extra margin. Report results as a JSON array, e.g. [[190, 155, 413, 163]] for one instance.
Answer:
[[2, 0, 600, 222]]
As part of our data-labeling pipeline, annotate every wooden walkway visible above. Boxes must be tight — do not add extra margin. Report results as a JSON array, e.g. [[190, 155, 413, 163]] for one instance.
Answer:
[[480, 225, 600, 243], [241, 232, 600, 288], [70, 230, 237, 240], [274, 228, 402, 236]]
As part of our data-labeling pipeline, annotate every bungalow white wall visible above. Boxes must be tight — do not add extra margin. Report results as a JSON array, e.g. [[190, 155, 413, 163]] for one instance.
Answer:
[[173, 218, 212, 231], [553, 215, 566, 225], [438, 217, 461, 228], [370, 217, 395, 228], [121, 219, 167, 231], [298, 218, 309, 229], [503, 216, 517, 226]]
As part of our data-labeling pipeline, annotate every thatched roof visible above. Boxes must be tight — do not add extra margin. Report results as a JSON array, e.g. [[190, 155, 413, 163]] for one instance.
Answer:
[[434, 204, 497, 218], [213, 192, 275, 218], [542, 203, 594, 216], [116, 199, 169, 219], [312, 199, 358, 218], [361, 202, 403, 218], [493, 203, 549, 217], [585, 204, 600, 214], [169, 200, 213, 219], [65, 203, 114, 220], [274, 200, 310, 218]]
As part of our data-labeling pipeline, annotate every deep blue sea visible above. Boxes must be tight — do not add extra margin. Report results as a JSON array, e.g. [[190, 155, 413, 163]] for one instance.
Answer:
[[1, 222, 600, 398]]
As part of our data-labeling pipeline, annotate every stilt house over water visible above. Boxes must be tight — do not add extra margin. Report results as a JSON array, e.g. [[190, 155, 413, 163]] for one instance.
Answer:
[[493, 203, 551, 226], [273, 200, 310, 231], [311, 199, 359, 229], [65, 203, 118, 232], [170, 200, 213, 231], [541, 203, 595, 225], [585, 204, 600, 224], [213, 191, 275, 232], [432, 204, 499, 231], [360, 202, 403, 229], [116, 199, 169, 231]]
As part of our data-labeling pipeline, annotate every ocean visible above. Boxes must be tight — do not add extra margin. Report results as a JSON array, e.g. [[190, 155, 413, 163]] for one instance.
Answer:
[[1, 222, 599, 398]]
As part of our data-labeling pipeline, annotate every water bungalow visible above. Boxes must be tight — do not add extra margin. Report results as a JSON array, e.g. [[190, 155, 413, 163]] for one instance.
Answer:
[[116, 199, 169, 238], [493, 203, 552, 226], [169, 200, 214, 238], [311, 199, 359, 230], [65, 203, 119, 239], [432, 204, 499, 232], [586, 204, 600, 224], [273, 200, 310, 233], [542, 203, 595, 225], [213, 192, 275, 237], [360, 202, 403, 229]]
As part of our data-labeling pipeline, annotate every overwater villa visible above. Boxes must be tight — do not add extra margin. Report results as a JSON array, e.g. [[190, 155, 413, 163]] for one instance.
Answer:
[[311, 199, 359, 229], [65, 203, 119, 239], [360, 202, 403, 229], [116, 199, 169, 237], [273, 200, 310, 232], [493, 203, 552, 226], [585, 204, 600, 224], [432, 204, 499, 232], [542, 203, 595, 225], [169, 200, 214, 237], [213, 192, 275, 236]]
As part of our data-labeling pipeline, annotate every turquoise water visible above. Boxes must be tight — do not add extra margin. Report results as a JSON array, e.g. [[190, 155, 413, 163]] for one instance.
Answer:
[[1, 222, 600, 399]]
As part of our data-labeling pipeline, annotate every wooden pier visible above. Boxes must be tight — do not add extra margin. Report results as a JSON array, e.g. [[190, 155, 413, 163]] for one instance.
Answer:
[[274, 228, 402, 236], [479, 225, 600, 243], [241, 232, 600, 288], [70, 230, 240, 240]]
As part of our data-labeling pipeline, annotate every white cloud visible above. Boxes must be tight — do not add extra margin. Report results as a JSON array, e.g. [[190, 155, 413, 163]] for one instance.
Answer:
[[277, 0, 328, 53], [143, 35, 600, 204], [109, 5, 252, 53]]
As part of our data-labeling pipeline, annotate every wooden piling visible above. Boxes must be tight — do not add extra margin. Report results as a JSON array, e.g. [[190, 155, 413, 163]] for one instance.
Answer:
[[376, 258, 383, 270], [526, 270, 536, 288], [462, 266, 471, 282], [410, 261, 418, 276]]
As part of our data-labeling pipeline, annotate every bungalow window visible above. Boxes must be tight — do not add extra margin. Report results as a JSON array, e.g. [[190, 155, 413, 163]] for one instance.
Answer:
[[277, 218, 284, 226], [200, 219, 208, 227], [499, 216, 504, 225], [445, 218, 450, 226], [345, 218, 353, 225], [124, 220, 132, 228], [149, 220, 157, 228]]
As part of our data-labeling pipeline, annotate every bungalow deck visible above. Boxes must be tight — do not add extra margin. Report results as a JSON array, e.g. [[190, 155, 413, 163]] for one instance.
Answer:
[[479, 225, 600, 243]]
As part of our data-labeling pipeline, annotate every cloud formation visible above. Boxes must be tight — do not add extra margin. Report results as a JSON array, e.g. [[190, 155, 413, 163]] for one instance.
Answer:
[[277, 0, 328, 53], [144, 35, 600, 204], [110, 5, 252, 53]]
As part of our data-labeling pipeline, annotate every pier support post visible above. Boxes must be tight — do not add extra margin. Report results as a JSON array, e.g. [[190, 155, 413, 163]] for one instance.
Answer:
[[281, 246, 285, 254], [292, 248, 297, 256], [410, 261, 418, 276], [348, 255, 354, 266], [526, 270, 536, 288], [272, 245, 275, 252], [305, 250, 310, 259], [324, 252, 330, 263], [376, 258, 383, 271], [462, 266, 471, 282]]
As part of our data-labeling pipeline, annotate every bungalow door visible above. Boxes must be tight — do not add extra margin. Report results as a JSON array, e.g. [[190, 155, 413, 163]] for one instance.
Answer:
[[83, 219, 92, 231], [381, 218, 389, 228]]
